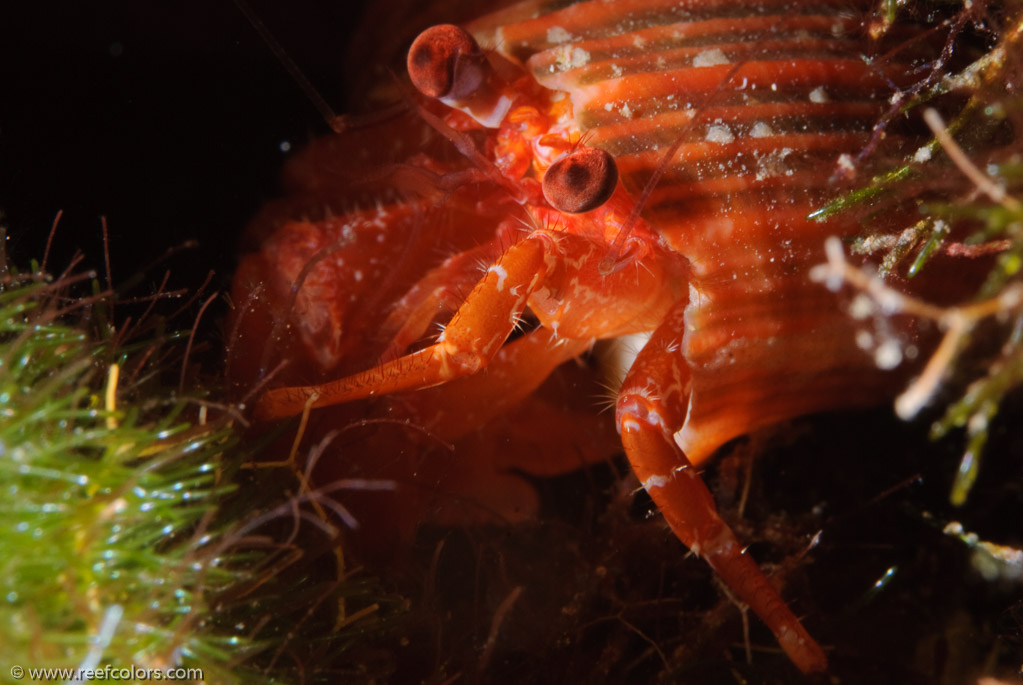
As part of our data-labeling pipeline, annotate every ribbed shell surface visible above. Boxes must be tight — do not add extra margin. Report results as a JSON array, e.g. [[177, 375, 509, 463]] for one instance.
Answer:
[[469, 0, 917, 461]]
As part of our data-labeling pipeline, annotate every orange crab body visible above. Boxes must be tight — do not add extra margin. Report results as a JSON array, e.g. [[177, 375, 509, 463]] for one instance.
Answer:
[[233, 0, 953, 674], [230, 104, 621, 552]]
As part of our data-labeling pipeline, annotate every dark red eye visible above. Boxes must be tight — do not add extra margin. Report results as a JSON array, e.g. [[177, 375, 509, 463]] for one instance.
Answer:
[[407, 24, 485, 100], [542, 147, 619, 214]]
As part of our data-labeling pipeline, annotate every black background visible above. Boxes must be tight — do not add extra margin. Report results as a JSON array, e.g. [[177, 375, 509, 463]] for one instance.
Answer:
[[0, 0, 365, 285]]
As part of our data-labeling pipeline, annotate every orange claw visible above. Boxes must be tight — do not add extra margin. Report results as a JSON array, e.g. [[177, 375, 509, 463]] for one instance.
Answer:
[[254, 236, 550, 421], [376, 239, 505, 363]]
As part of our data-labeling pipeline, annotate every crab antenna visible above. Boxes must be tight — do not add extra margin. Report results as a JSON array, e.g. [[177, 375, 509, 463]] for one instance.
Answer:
[[599, 61, 749, 275], [598, 135, 686, 275], [233, 0, 345, 133]]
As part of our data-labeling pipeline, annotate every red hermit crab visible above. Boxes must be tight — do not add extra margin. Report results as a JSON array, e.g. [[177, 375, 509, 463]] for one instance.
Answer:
[[230, 0, 968, 675]]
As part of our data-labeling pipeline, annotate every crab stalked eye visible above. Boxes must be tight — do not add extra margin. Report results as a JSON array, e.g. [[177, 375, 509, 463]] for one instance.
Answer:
[[542, 147, 619, 214], [407, 24, 487, 100]]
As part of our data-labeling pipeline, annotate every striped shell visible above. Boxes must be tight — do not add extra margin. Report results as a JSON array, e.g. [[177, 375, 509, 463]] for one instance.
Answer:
[[468, 0, 923, 463]]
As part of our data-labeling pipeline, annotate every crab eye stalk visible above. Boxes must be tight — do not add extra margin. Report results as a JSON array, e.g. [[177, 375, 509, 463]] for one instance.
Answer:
[[408, 24, 487, 100], [407, 25, 514, 128], [542, 147, 619, 214]]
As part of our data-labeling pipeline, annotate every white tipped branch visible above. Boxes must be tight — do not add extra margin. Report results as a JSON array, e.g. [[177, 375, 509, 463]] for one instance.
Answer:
[[812, 237, 1023, 418]]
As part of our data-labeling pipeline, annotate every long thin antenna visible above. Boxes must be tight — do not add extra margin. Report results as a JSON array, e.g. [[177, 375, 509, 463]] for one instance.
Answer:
[[232, 0, 345, 133], [599, 60, 748, 275]]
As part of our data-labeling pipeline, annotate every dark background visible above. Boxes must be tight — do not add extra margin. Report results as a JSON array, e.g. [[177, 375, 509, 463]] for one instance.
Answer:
[[0, 0, 366, 286]]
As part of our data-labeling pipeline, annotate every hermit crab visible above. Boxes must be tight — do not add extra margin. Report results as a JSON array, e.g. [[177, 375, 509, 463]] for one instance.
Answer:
[[230, 0, 984, 675]]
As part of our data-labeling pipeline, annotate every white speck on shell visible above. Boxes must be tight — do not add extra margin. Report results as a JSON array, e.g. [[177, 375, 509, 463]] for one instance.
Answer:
[[553, 45, 590, 71], [546, 26, 573, 43], [693, 47, 729, 67], [706, 124, 734, 144]]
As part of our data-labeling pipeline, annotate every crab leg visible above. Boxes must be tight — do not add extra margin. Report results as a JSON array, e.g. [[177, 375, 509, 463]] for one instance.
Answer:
[[254, 236, 549, 421], [616, 302, 828, 674], [377, 239, 505, 363]]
